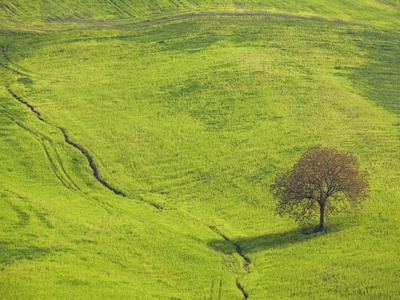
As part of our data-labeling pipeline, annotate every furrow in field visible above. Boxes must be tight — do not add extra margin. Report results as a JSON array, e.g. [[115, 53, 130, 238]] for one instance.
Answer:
[[1, 100, 83, 193], [236, 279, 249, 300], [0, 61, 26, 77], [152, 173, 200, 193], [6, 86, 126, 198], [209, 225, 250, 299], [6, 86, 43, 121], [209, 225, 251, 268], [41, 139, 76, 191], [1, 45, 31, 77], [41, 139, 84, 194], [6, 87, 166, 211], [59, 127, 126, 197], [107, 0, 133, 18]]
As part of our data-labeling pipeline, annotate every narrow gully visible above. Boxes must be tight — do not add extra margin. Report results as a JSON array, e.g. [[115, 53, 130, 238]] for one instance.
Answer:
[[209, 225, 250, 299], [6, 86, 126, 197], [7, 86, 249, 297]]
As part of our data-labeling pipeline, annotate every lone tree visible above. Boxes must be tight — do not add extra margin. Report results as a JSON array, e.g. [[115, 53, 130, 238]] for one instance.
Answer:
[[270, 146, 369, 231]]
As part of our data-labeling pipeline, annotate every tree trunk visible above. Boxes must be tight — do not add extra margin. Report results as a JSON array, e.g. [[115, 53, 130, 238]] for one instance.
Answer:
[[319, 202, 325, 231]]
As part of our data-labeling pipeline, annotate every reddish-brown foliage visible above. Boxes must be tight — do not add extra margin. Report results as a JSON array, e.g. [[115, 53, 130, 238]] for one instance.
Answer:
[[270, 146, 369, 230]]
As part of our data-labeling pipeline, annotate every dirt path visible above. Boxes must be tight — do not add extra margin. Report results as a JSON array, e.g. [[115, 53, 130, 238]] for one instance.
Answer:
[[40, 9, 358, 33], [107, 10, 357, 33]]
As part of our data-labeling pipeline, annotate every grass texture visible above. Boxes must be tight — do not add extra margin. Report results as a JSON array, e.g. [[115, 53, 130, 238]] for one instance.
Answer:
[[1, 1, 400, 299]]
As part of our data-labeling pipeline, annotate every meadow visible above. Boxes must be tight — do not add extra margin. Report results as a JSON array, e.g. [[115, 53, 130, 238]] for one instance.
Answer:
[[1, 1, 400, 299]]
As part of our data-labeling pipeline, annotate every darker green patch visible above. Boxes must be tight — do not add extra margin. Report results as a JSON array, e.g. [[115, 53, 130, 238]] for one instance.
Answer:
[[208, 237, 237, 255], [8, 203, 30, 226], [209, 228, 319, 256], [376, 0, 400, 9], [56, 276, 89, 286], [35, 211, 54, 229], [74, 238, 98, 245], [0, 96, 28, 125], [189, 102, 231, 131], [17, 77, 34, 85], [162, 77, 236, 131], [193, 172, 213, 184], [0, 241, 51, 267], [209, 223, 348, 257], [348, 29, 400, 114]]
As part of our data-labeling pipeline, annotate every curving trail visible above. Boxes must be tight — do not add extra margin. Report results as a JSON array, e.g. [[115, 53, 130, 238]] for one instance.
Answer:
[[133, 11, 355, 29], [6, 86, 43, 121], [6, 86, 126, 197], [6, 80, 249, 297], [59, 127, 125, 196], [209, 225, 251, 268], [209, 225, 250, 299], [236, 279, 249, 300], [39, 9, 358, 34], [1, 46, 30, 77]]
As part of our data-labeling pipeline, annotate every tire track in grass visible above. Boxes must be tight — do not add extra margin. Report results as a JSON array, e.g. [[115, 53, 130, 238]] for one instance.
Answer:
[[6, 86, 126, 197], [0, 61, 26, 76], [1, 45, 31, 77], [209, 278, 223, 300], [41, 138, 83, 193], [209, 225, 250, 299], [2, 99, 84, 194], [39, 10, 359, 33], [6, 86, 165, 210], [41, 139, 77, 191], [108, 0, 133, 18], [117, 10, 358, 32]]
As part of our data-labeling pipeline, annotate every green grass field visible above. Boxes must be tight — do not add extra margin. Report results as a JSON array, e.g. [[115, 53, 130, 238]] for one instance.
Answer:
[[1, 1, 400, 299]]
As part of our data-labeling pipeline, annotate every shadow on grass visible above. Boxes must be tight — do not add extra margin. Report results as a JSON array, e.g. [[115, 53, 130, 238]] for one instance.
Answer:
[[208, 221, 351, 256], [0, 241, 52, 269]]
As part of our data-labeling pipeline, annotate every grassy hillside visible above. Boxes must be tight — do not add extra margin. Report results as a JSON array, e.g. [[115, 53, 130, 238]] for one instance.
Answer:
[[1, 1, 400, 299], [1, 0, 399, 30], [0, 72, 244, 299]]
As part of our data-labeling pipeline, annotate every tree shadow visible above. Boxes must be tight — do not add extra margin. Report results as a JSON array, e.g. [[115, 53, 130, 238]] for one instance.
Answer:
[[208, 221, 349, 257]]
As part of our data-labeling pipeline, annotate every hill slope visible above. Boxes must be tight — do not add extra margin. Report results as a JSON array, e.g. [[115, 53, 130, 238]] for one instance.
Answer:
[[1, 0, 399, 29], [1, 1, 400, 299]]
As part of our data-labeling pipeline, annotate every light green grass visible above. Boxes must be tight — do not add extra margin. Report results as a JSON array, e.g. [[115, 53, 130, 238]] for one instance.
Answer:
[[1, 1, 400, 299], [0, 84, 243, 299], [0, 0, 399, 30]]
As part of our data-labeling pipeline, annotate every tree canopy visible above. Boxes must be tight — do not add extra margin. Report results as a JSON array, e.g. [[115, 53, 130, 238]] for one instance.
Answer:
[[270, 146, 369, 231]]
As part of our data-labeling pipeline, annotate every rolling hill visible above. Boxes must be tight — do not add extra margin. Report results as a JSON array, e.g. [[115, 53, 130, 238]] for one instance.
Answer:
[[1, 1, 400, 299]]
